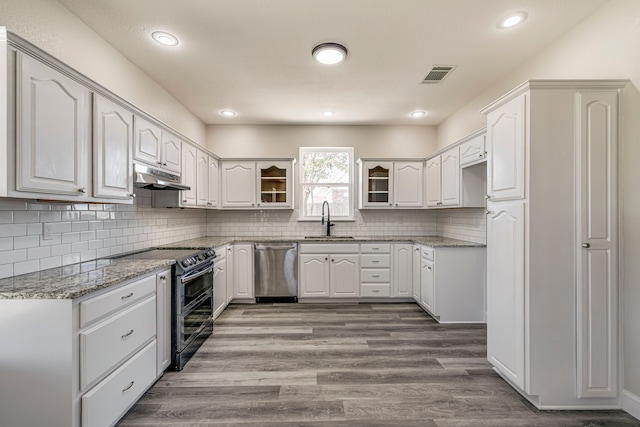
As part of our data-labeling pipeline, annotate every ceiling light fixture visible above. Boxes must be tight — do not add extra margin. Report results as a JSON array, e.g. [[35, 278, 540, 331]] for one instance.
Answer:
[[322, 111, 335, 117], [152, 31, 179, 46], [312, 43, 348, 65], [498, 12, 528, 29], [410, 111, 427, 118], [220, 110, 236, 117]]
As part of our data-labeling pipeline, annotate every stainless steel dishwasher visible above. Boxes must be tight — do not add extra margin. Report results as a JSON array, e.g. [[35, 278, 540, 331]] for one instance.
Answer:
[[254, 242, 298, 303]]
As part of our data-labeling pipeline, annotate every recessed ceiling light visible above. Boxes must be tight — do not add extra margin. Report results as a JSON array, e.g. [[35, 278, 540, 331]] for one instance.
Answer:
[[322, 111, 335, 117], [152, 31, 179, 46], [220, 110, 236, 117], [498, 12, 528, 29], [312, 43, 348, 65], [410, 111, 427, 118]]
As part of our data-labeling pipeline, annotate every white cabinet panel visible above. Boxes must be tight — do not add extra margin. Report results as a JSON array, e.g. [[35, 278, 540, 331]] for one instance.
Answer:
[[460, 133, 486, 166], [213, 257, 227, 319], [420, 257, 435, 314], [133, 116, 162, 167], [221, 162, 256, 208], [180, 143, 197, 206], [299, 254, 330, 297], [196, 149, 209, 207], [155, 270, 171, 375], [93, 95, 133, 200], [486, 200, 525, 390], [412, 245, 421, 302], [425, 157, 441, 207], [441, 147, 460, 206], [392, 244, 413, 298], [233, 244, 254, 299], [330, 254, 359, 297], [208, 156, 219, 208], [160, 132, 181, 173], [16, 53, 91, 196], [393, 162, 424, 207], [486, 94, 525, 201]]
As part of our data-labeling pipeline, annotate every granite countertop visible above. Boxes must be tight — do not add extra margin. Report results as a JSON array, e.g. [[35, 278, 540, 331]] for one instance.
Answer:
[[1, 235, 482, 301], [158, 235, 485, 249], [0, 258, 174, 300]]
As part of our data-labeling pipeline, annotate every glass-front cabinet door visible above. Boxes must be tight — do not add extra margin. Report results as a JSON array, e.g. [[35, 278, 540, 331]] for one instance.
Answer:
[[256, 161, 292, 208], [362, 161, 393, 207]]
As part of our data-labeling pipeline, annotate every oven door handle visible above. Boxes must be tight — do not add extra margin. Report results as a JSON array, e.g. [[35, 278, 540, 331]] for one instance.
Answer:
[[181, 266, 213, 284]]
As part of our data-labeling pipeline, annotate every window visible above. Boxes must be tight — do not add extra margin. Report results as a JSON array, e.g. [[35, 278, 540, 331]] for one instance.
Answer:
[[299, 147, 354, 221]]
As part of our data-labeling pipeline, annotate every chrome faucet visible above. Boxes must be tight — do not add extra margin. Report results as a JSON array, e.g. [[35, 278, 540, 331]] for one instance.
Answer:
[[321, 201, 334, 236]]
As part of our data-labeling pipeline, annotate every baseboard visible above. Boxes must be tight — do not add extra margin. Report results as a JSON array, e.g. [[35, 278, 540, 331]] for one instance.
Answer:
[[622, 389, 640, 421]]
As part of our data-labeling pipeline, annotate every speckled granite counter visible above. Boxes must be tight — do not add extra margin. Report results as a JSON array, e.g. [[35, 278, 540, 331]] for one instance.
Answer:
[[0, 258, 174, 300], [158, 236, 485, 249]]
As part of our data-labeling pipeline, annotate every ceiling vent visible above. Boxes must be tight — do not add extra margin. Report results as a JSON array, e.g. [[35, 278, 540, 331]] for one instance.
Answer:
[[421, 65, 456, 84]]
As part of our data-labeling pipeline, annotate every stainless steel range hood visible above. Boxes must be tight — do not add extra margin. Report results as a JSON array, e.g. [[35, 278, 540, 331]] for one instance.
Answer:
[[133, 163, 190, 191]]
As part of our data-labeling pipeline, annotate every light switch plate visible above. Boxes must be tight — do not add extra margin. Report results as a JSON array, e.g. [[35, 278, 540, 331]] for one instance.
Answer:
[[43, 223, 54, 240]]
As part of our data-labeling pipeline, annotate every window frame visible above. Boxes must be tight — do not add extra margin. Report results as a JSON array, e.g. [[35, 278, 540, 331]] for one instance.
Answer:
[[298, 147, 355, 221]]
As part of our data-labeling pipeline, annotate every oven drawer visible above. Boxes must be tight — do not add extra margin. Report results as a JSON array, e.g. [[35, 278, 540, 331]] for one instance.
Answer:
[[360, 284, 391, 297], [80, 275, 156, 327], [82, 340, 157, 427], [80, 296, 156, 390], [360, 254, 390, 268], [360, 269, 390, 282]]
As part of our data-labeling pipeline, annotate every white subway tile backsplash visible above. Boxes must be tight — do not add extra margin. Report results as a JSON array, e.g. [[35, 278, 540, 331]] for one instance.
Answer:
[[13, 211, 39, 223], [0, 237, 13, 251], [0, 212, 13, 223], [14, 259, 40, 275], [40, 256, 62, 270], [0, 224, 26, 238], [39, 212, 61, 222], [14, 235, 40, 249], [28, 246, 51, 260], [0, 249, 27, 265], [61, 232, 81, 244], [51, 243, 72, 256], [0, 264, 13, 279]]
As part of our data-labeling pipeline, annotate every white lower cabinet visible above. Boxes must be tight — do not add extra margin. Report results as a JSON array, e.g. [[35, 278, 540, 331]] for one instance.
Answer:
[[299, 244, 359, 298], [0, 270, 164, 427], [156, 270, 171, 375], [82, 340, 157, 427], [360, 243, 391, 297], [411, 245, 421, 302], [392, 244, 413, 298], [415, 245, 485, 323], [232, 244, 254, 300], [213, 248, 228, 318]]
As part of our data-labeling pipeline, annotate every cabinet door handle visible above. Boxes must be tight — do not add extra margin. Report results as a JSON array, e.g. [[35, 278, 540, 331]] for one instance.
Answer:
[[78, 188, 86, 193], [159, 275, 166, 280], [427, 267, 432, 271], [183, 200, 188, 203], [121, 329, 134, 339], [128, 193, 136, 198], [121, 292, 134, 300], [478, 153, 484, 157], [157, 161, 163, 165], [485, 195, 491, 199], [486, 210, 493, 215], [582, 243, 591, 248], [122, 381, 135, 392], [163, 162, 168, 166]]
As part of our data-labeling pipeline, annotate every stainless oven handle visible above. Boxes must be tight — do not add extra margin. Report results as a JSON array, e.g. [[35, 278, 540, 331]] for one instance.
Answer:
[[181, 266, 213, 284]]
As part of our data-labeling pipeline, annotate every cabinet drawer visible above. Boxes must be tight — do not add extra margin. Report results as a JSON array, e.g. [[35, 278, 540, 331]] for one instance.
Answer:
[[360, 243, 390, 253], [421, 246, 434, 261], [360, 284, 391, 297], [360, 254, 390, 268], [360, 269, 390, 282], [299, 243, 359, 254], [82, 340, 157, 427], [80, 275, 156, 327], [80, 296, 156, 390]]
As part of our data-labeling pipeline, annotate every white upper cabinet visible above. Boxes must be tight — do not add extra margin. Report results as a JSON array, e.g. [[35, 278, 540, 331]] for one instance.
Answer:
[[196, 149, 209, 207], [486, 94, 525, 201], [460, 133, 486, 166], [221, 161, 256, 208], [359, 160, 423, 209], [208, 157, 219, 208], [133, 116, 162, 167], [425, 156, 442, 207], [393, 162, 423, 207], [440, 147, 460, 206], [93, 95, 134, 201], [133, 116, 181, 174], [180, 142, 197, 206], [16, 52, 91, 196], [221, 160, 294, 209], [425, 147, 460, 208], [257, 161, 292, 208]]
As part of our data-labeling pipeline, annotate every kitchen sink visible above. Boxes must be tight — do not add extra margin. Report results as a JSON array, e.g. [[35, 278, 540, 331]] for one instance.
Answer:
[[304, 236, 354, 239]]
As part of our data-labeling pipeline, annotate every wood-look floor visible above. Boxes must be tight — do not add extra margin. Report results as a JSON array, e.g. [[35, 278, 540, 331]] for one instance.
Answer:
[[117, 303, 639, 426]]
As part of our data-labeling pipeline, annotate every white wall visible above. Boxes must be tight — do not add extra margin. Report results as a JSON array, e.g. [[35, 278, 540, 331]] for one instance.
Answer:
[[436, 0, 640, 411], [0, 0, 206, 145], [206, 124, 437, 159]]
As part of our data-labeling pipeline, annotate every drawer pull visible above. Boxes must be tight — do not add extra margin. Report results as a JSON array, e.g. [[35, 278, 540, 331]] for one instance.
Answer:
[[121, 292, 134, 300], [372, 275, 380, 278], [372, 260, 380, 263], [121, 329, 134, 339], [122, 381, 135, 392], [372, 289, 380, 293], [372, 247, 380, 250]]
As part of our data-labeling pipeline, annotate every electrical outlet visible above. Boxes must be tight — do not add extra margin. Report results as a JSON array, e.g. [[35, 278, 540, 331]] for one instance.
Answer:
[[43, 223, 54, 240]]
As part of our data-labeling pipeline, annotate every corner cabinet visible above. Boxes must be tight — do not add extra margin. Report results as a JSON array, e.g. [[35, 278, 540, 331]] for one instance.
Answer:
[[221, 159, 294, 209], [358, 160, 423, 209], [481, 80, 625, 408]]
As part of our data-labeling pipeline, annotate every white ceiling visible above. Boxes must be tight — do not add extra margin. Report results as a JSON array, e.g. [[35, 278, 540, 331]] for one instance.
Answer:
[[56, 0, 608, 126]]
